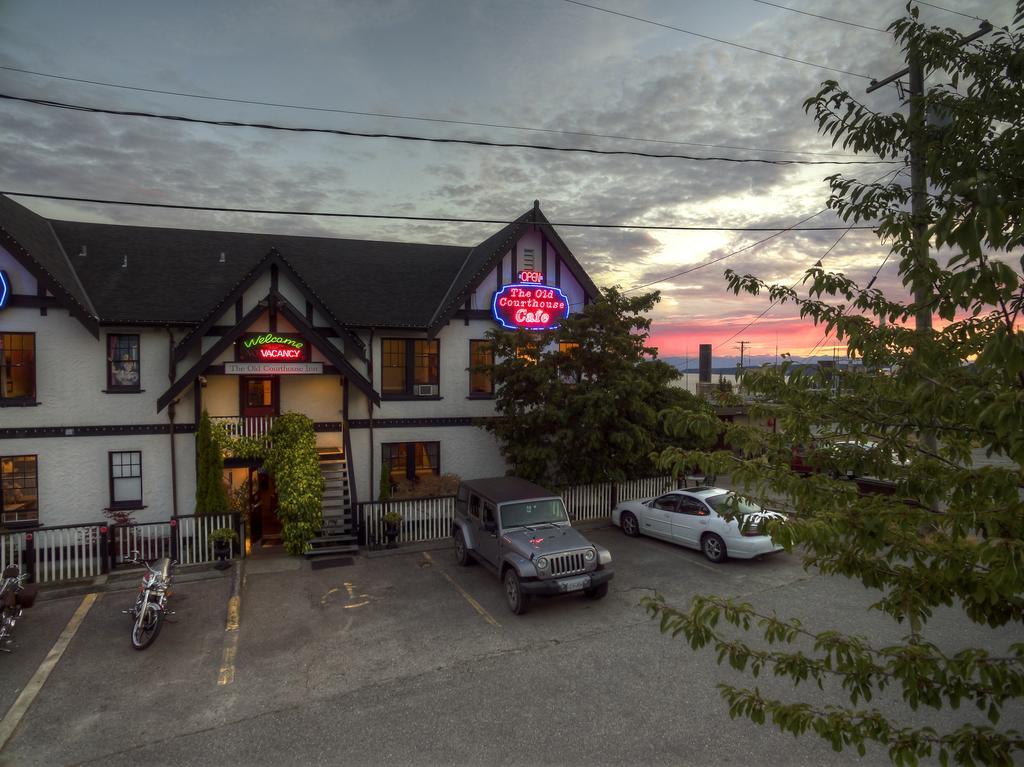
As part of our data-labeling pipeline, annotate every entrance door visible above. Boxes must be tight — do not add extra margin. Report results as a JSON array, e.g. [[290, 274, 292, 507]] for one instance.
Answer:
[[241, 377, 278, 417]]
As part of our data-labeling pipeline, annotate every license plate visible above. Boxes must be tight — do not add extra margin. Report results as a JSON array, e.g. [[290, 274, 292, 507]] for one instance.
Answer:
[[558, 575, 590, 593]]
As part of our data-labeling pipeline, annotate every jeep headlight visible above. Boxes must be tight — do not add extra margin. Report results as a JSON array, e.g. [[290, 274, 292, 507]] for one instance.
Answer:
[[584, 549, 596, 562], [536, 557, 548, 570], [597, 548, 612, 566]]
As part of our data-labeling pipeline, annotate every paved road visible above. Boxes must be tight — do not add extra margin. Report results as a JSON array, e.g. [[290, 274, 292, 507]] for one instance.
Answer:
[[1, 527, 1020, 766]]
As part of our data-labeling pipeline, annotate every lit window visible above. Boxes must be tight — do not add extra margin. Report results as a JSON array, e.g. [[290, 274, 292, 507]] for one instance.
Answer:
[[382, 442, 440, 482], [1, 455, 38, 525], [469, 340, 494, 395], [381, 339, 439, 395], [1, 333, 35, 402], [107, 334, 140, 391], [109, 451, 143, 509]]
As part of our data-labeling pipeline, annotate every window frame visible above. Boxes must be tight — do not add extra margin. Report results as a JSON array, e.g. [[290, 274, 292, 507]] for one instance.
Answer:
[[106, 333, 141, 392], [0, 332, 37, 405], [108, 450, 144, 510], [1, 454, 39, 527], [381, 441, 441, 483], [468, 339, 494, 397], [381, 338, 440, 397]]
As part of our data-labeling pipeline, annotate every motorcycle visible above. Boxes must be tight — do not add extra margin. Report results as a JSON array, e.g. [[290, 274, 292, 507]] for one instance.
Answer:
[[124, 551, 175, 650], [1, 563, 37, 652]]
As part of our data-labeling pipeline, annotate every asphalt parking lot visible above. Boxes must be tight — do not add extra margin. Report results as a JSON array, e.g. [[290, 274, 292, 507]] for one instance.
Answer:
[[2, 524, 1021, 766]]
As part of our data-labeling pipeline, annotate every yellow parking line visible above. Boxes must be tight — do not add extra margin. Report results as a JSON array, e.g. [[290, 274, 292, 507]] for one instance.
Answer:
[[423, 552, 501, 628], [0, 593, 99, 751], [217, 561, 244, 687]]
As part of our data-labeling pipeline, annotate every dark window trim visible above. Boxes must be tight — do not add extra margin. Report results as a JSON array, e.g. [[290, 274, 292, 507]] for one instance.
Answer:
[[381, 440, 441, 482], [106, 333, 142, 393], [108, 450, 143, 510], [468, 339, 494, 397], [1, 453, 39, 526], [1, 331, 37, 403], [381, 338, 440, 396]]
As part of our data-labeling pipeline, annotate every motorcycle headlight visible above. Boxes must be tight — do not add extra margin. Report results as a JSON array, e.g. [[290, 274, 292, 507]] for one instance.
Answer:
[[536, 557, 548, 569], [584, 549, 596, 562]]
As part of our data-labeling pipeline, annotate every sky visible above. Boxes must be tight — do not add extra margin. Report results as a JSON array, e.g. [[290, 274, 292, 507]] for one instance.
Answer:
[[0, 0, 1015, 360]]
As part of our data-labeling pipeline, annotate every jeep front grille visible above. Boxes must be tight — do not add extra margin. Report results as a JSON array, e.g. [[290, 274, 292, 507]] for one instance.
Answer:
[[547, 550, 595, 578]]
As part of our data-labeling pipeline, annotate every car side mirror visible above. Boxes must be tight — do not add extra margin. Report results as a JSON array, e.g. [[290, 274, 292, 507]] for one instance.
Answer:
[[484, 520, 497, 534]]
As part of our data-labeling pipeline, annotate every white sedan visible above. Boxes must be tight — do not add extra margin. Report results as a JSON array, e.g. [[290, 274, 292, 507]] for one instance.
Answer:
[[611, 486, 786, 563]]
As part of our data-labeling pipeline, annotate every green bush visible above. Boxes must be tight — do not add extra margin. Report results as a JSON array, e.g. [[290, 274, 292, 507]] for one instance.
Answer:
[[264, 413, 323, 555], [195, 410, 228, 517]]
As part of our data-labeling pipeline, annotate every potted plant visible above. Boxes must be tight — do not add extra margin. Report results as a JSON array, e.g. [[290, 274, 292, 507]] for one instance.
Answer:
[[209, 528, 239, 569], [382, 510, 403, 549]]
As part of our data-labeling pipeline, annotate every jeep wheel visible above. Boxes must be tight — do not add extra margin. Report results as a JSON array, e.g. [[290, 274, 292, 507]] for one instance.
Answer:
[[584, 582, 608, 600], [503, 569, 530, 615], [454, 530, 471, 566], [620, 512, 639, 537], [701, 533, 727, 564]]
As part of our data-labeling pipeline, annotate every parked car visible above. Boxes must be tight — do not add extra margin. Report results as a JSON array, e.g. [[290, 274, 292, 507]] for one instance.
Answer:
[[452, 477, 614, 614], [791, 440, 904, 480], [611, 486, 786, 563]]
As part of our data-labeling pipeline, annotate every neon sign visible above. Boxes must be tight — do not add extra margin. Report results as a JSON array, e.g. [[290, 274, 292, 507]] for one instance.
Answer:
[[0, 270, 9, 310], [519, 270, 543, 284], [492, 283, 569, 331], [238, 333, 309, 363]]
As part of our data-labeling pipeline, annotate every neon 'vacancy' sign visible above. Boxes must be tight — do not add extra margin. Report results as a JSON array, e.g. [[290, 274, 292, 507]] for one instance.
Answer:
[[0, 270, 10, 310], [492, 282, 570, 331], [238, 333, 309, 362]]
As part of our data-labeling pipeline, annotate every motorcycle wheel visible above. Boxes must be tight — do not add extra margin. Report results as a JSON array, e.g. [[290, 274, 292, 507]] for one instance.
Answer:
[[130, 602, 163, 650]]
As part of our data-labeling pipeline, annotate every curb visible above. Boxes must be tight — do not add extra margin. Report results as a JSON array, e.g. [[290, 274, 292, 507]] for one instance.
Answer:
[[36, 561, 235, 602]]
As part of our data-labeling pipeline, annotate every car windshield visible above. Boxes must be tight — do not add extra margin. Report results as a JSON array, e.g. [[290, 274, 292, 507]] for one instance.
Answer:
[[500, 499, 568, 529], [704, 493, 764, 516]]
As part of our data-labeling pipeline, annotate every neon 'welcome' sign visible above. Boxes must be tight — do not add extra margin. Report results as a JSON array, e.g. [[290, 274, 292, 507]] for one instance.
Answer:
[[0, 270, 9, 310], [238, 333, 309, 362], [492, 282, 570, 331]]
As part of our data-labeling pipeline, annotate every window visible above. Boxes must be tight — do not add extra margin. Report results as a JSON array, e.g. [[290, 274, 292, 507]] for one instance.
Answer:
[[107, 334, 140, 391], [469, 340, 494, 396], [1, 455, 38, 525], [382, 442, 440, 483], [652, 494, 680, 512], [109, 451, 143, 509], [1, 333, 35, 402], [382, 339, 439, 396], [679, 498, 709, 516]]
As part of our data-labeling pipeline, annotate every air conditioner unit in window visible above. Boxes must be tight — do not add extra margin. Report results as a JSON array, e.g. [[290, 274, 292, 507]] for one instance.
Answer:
[[414, 384, 439, 397]]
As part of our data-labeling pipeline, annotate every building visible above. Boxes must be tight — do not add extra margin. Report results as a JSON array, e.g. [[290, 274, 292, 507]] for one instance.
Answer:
[[0, 195, 599, 544]]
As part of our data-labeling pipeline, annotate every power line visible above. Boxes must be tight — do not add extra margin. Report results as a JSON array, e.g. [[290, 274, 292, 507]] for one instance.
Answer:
[[0, 92, 901, 166], [0, 190, 881, 232], [0, 64, 866, 159], [915, 1, 987, 22], [751, 0, 888, 33], [561, 0, 875, 80]]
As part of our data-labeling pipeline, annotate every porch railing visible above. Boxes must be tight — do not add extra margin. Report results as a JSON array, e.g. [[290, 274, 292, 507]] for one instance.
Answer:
[[0, 513, 242, 584], [357, 475, 678, 546], [210, 415, 275, 440]]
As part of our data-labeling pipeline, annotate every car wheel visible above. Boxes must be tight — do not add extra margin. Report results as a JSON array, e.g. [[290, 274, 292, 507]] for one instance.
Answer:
[[454, 530, 471, 566], [620, 512, 640, 537], [584, 582, 609, 600], [702, 533, 727, 564], [504, 568, 530, 615]]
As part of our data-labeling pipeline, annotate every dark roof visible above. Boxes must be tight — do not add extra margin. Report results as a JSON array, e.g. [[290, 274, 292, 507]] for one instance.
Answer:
[[459, 476, 559, 504], [1, 194, 597, 333], [0, 196, 97, 334]]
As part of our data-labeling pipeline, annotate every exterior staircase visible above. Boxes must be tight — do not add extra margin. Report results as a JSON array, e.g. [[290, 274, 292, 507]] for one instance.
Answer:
[[304, 447, 358, 558]]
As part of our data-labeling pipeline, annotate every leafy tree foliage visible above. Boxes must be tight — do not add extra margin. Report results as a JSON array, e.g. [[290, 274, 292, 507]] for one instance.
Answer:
[[263, 413, 324, 555], [648, 8, 1024, 766], [480, 287, 686, 486], [195, 410, 228, 517]]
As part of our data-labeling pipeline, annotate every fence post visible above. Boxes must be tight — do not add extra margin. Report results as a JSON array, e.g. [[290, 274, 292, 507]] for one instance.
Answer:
[[98, 526, 110, 574], [169, 517, 180, 561], [355, 503, 365, 547], [610, 482, 618, 512], [23, 533, 36, 582]]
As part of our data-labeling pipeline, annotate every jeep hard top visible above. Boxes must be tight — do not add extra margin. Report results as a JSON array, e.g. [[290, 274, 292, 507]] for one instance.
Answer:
[[452, 476, 613, 614]]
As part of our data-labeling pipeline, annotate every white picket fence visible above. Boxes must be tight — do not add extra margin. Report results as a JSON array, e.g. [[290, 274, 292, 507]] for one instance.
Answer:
[[0, 514, 240, 585], [359, 476, 678, 545]]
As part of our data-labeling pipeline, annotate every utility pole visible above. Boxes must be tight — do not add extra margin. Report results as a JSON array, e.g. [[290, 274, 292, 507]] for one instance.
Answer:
[[736, 340, 749, 394]]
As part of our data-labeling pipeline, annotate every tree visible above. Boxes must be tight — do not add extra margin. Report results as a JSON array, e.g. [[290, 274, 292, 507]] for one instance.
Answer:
[[195, 410, 228, 517], [479, 286, 686, 487], [264, 413, 324, 555], [647, 8, 1024, 766]]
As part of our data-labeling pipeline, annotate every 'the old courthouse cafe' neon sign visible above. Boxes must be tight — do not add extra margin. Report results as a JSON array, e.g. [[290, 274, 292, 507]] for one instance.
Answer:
[[491, 271, 570, 331]]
